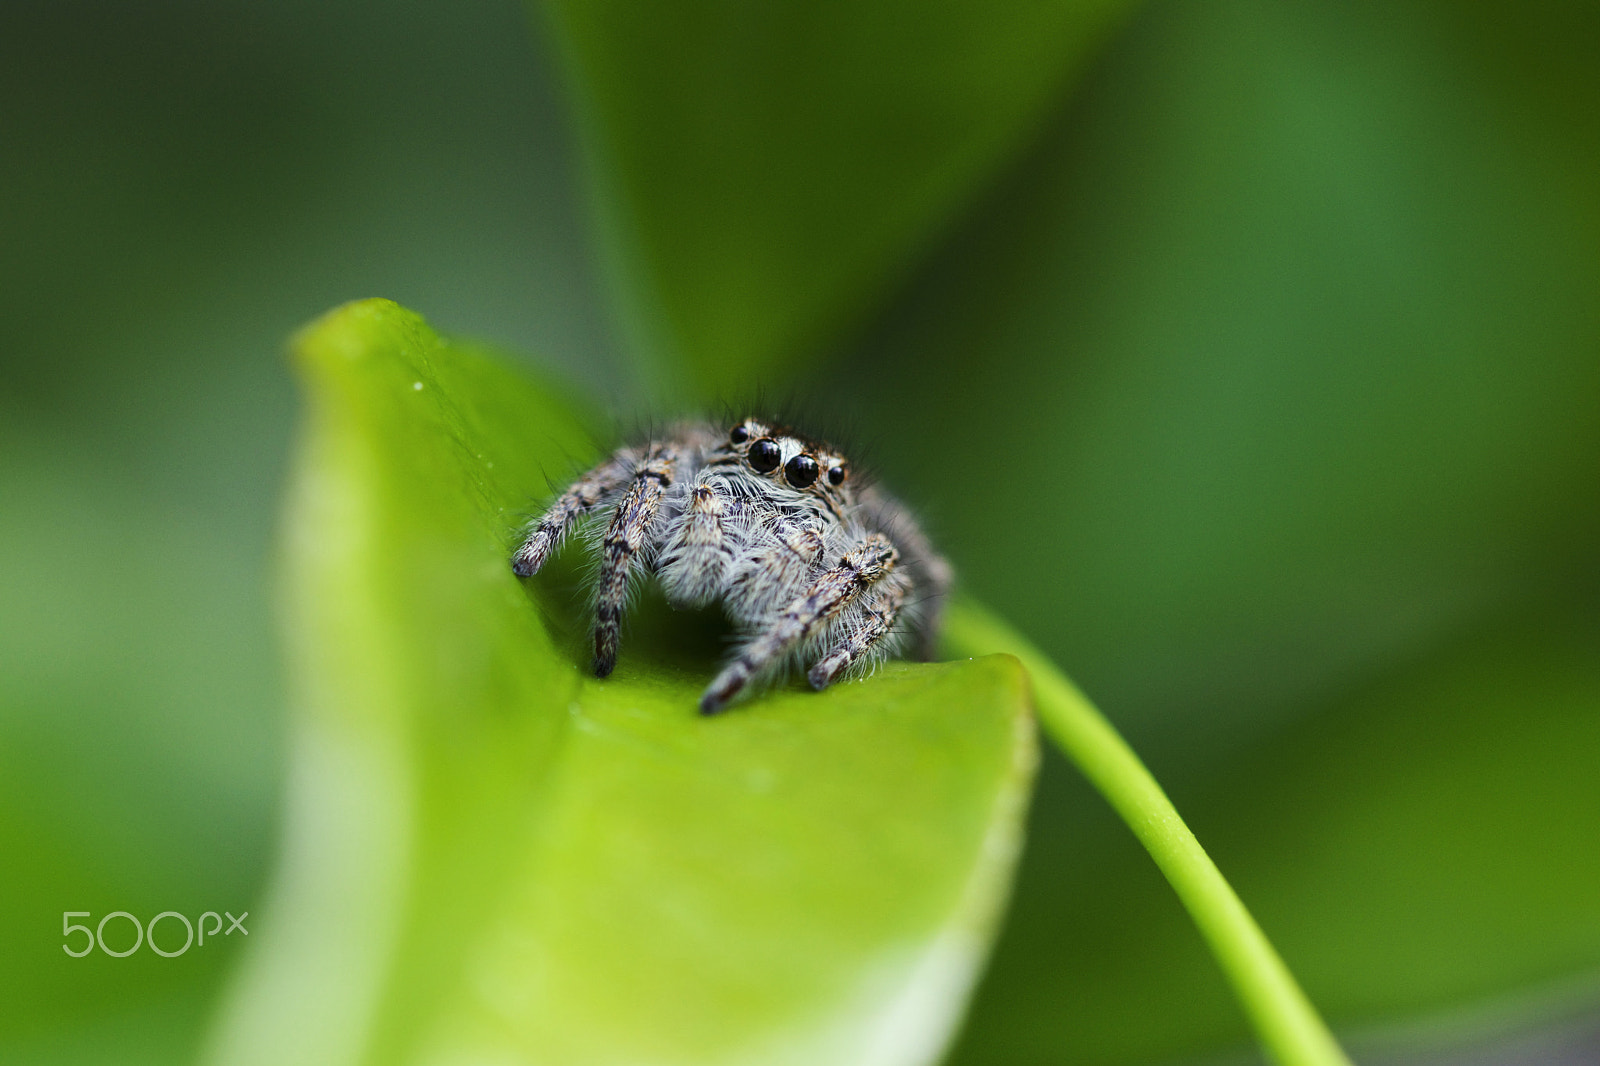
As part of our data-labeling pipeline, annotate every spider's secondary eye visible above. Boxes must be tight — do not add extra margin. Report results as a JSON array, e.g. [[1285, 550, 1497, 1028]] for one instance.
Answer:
[[748, 437, 781, 472], [827, 464, 847, 486], [729, 424, 749, 444], [785, 453, 819, 488]]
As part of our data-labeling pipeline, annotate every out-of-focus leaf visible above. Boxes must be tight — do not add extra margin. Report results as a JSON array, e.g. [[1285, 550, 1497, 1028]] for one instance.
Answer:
[[0, 3, 619, 1061], [845, 0, 1600, 760], [536, 0, 1136, 395], [953, 610, 1600, 1064], [812, 0, 1600, 1060], [204, 299, 1037, 1066], [0, 437, 279, 1065]]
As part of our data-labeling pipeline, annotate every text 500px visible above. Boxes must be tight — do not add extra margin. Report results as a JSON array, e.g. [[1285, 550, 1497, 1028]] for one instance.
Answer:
[[62, 910, 248, 957]]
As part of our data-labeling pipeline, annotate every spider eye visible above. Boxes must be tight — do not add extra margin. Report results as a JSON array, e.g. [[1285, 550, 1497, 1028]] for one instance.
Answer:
[[785, 453, 819, 488], [827, 464, 847, 486], [748, 437, 781, 473], [729, 423, 749, 445]]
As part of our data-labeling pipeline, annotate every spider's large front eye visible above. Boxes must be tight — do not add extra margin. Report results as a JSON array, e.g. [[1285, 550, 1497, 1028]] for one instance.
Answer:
[[748, 437, 781, 472], [729, 423, 749, 445], [785, 453, 819, 488]]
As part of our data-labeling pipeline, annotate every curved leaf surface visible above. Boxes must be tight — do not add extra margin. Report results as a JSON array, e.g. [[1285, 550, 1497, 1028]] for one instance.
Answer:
[[204, 299, 1036, 1066]]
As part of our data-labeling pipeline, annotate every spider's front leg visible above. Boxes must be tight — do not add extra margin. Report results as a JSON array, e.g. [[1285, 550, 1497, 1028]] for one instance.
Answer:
[[656, 474, 733, 609], [700, 533, 899, 714], [806, 576, 908, 691], [592, 447, 679, 678], [511, 450, 634, 577]]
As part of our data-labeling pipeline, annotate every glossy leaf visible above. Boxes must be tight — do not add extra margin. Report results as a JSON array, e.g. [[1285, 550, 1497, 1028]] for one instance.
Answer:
[[203, 299, 1037, 1066], [537, 0, 1137, 395]]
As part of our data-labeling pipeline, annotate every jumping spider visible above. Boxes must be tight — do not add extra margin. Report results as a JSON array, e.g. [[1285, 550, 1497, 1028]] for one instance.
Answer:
[[511, 418, 952, 714]]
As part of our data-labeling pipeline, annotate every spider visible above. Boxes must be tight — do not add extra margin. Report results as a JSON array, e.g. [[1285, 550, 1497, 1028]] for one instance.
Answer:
[[511, 418, 952, 714]]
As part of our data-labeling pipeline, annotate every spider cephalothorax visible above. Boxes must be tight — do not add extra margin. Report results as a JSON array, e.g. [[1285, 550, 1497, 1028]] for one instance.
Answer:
[[511, 418, 952, 714]]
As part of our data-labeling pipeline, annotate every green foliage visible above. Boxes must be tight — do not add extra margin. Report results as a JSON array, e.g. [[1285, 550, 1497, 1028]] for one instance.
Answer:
[[204, 300, 1037, 1065], [959, 610, 1600, 1065], [539, 0, 1600, 1060], [540, 0, 1136, 394], [946, 601, 1349, 1066], [4, 0, 1600, 1063], [816, 4, 1600, 1060]]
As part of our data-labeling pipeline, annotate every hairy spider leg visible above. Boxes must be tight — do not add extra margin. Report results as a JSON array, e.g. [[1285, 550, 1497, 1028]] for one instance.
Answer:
[[807, 577, 908, 690], [856, 486, 953, 660], [722, 513, 825, 624], [512, 450, 635, 577], [657, 474, 730, 608], [592, 451, 677, 677], [700, 534, 899, 714]]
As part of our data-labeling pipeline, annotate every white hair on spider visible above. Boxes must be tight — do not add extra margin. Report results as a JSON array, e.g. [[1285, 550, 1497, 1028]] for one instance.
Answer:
[[511, 417, 953, 714]]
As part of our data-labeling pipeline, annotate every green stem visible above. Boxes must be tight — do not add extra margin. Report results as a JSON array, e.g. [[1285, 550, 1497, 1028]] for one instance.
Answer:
[[943, 598, 1351, 1066]]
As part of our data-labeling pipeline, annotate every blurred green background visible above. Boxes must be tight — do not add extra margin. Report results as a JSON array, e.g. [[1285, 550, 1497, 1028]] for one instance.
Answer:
[[2, 0, 1598, 1063]]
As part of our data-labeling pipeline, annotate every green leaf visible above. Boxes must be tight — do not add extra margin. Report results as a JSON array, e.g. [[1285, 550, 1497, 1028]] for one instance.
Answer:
[[818, 4, 1600, 1054], [0, 414, 279, 1065], [837, 0, 1600, 760], [953, 608, 1600, 1065], [944, 601, 1349, 1066], [204, 299, 1037, 1065], [537, 0, 1138, 395]]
